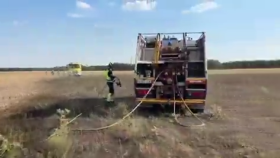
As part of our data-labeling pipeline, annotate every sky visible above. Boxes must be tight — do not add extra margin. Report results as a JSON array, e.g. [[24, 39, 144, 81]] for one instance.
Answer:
[[0, 0, 280, 67]]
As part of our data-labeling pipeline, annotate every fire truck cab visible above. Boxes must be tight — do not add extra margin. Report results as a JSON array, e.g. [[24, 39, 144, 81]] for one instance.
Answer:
[[134, 32, 207, 113]]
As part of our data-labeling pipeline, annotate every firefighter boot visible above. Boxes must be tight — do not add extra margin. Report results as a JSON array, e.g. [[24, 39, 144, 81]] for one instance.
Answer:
[[111, 94, 114, 102], [106, 93, 114, 102]]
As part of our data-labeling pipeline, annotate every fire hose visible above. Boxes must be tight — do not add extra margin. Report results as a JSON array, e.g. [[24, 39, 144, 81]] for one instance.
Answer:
[[70, 71, 164, 131], [46, 71, 206, 142], [69, 70, 205, 132], [173, 77, 205, 127]]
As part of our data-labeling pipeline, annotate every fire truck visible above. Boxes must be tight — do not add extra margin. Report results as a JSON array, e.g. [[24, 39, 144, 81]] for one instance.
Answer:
[[67, 62, 82, 76], [134, 32, 207, 113]]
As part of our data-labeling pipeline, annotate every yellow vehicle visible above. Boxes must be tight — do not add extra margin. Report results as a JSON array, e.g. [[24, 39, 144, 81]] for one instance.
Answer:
[[67, 62, 82, 76]]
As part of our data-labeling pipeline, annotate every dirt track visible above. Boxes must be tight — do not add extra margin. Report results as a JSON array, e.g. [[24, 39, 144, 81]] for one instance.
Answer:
[[1, 70, 280, 158]]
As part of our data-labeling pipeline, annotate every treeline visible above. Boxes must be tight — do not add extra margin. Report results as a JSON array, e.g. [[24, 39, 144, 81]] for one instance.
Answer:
[[1, 60, 280, 71], [207, 59, 280, 69], [0, 63, 134, 71]]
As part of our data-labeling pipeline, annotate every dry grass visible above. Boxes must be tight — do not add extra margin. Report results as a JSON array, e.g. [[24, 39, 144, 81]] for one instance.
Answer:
[[208, 68, 280, 74], [1, 69, 280, 157]]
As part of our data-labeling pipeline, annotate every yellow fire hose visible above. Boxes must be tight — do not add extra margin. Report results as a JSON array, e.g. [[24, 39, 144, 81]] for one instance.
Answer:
[[47, 71, 205, 141], [71, 71, 205, 132]]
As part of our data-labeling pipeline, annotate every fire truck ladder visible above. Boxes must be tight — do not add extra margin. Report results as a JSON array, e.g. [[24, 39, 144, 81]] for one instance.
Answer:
[[153, 33, 161, 65], [183, 32, 189, 78]]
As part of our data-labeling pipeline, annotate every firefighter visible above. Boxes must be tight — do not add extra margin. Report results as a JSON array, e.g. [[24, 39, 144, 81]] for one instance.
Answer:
[[105, 63, 121, 102]]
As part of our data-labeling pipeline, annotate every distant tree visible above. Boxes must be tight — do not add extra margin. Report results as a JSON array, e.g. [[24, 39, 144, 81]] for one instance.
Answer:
[[207, 59, 222, 69]]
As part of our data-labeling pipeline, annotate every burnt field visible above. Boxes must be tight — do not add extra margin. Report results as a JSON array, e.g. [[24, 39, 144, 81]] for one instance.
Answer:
[[0, 70, 280, 158]]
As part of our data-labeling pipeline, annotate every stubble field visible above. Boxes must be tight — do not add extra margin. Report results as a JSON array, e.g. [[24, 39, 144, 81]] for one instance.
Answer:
[[0, 69, 280, 158]]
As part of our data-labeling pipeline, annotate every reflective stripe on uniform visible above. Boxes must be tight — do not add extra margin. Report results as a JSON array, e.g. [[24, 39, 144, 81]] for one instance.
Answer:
[[105, 70, 113, 82]]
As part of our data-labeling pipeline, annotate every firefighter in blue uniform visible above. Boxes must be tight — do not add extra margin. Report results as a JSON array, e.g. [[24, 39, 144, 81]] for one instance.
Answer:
[[105, 63, 121, 102]]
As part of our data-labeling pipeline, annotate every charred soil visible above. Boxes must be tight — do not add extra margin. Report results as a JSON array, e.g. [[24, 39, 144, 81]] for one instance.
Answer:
[[0, 71, 280, 158]]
